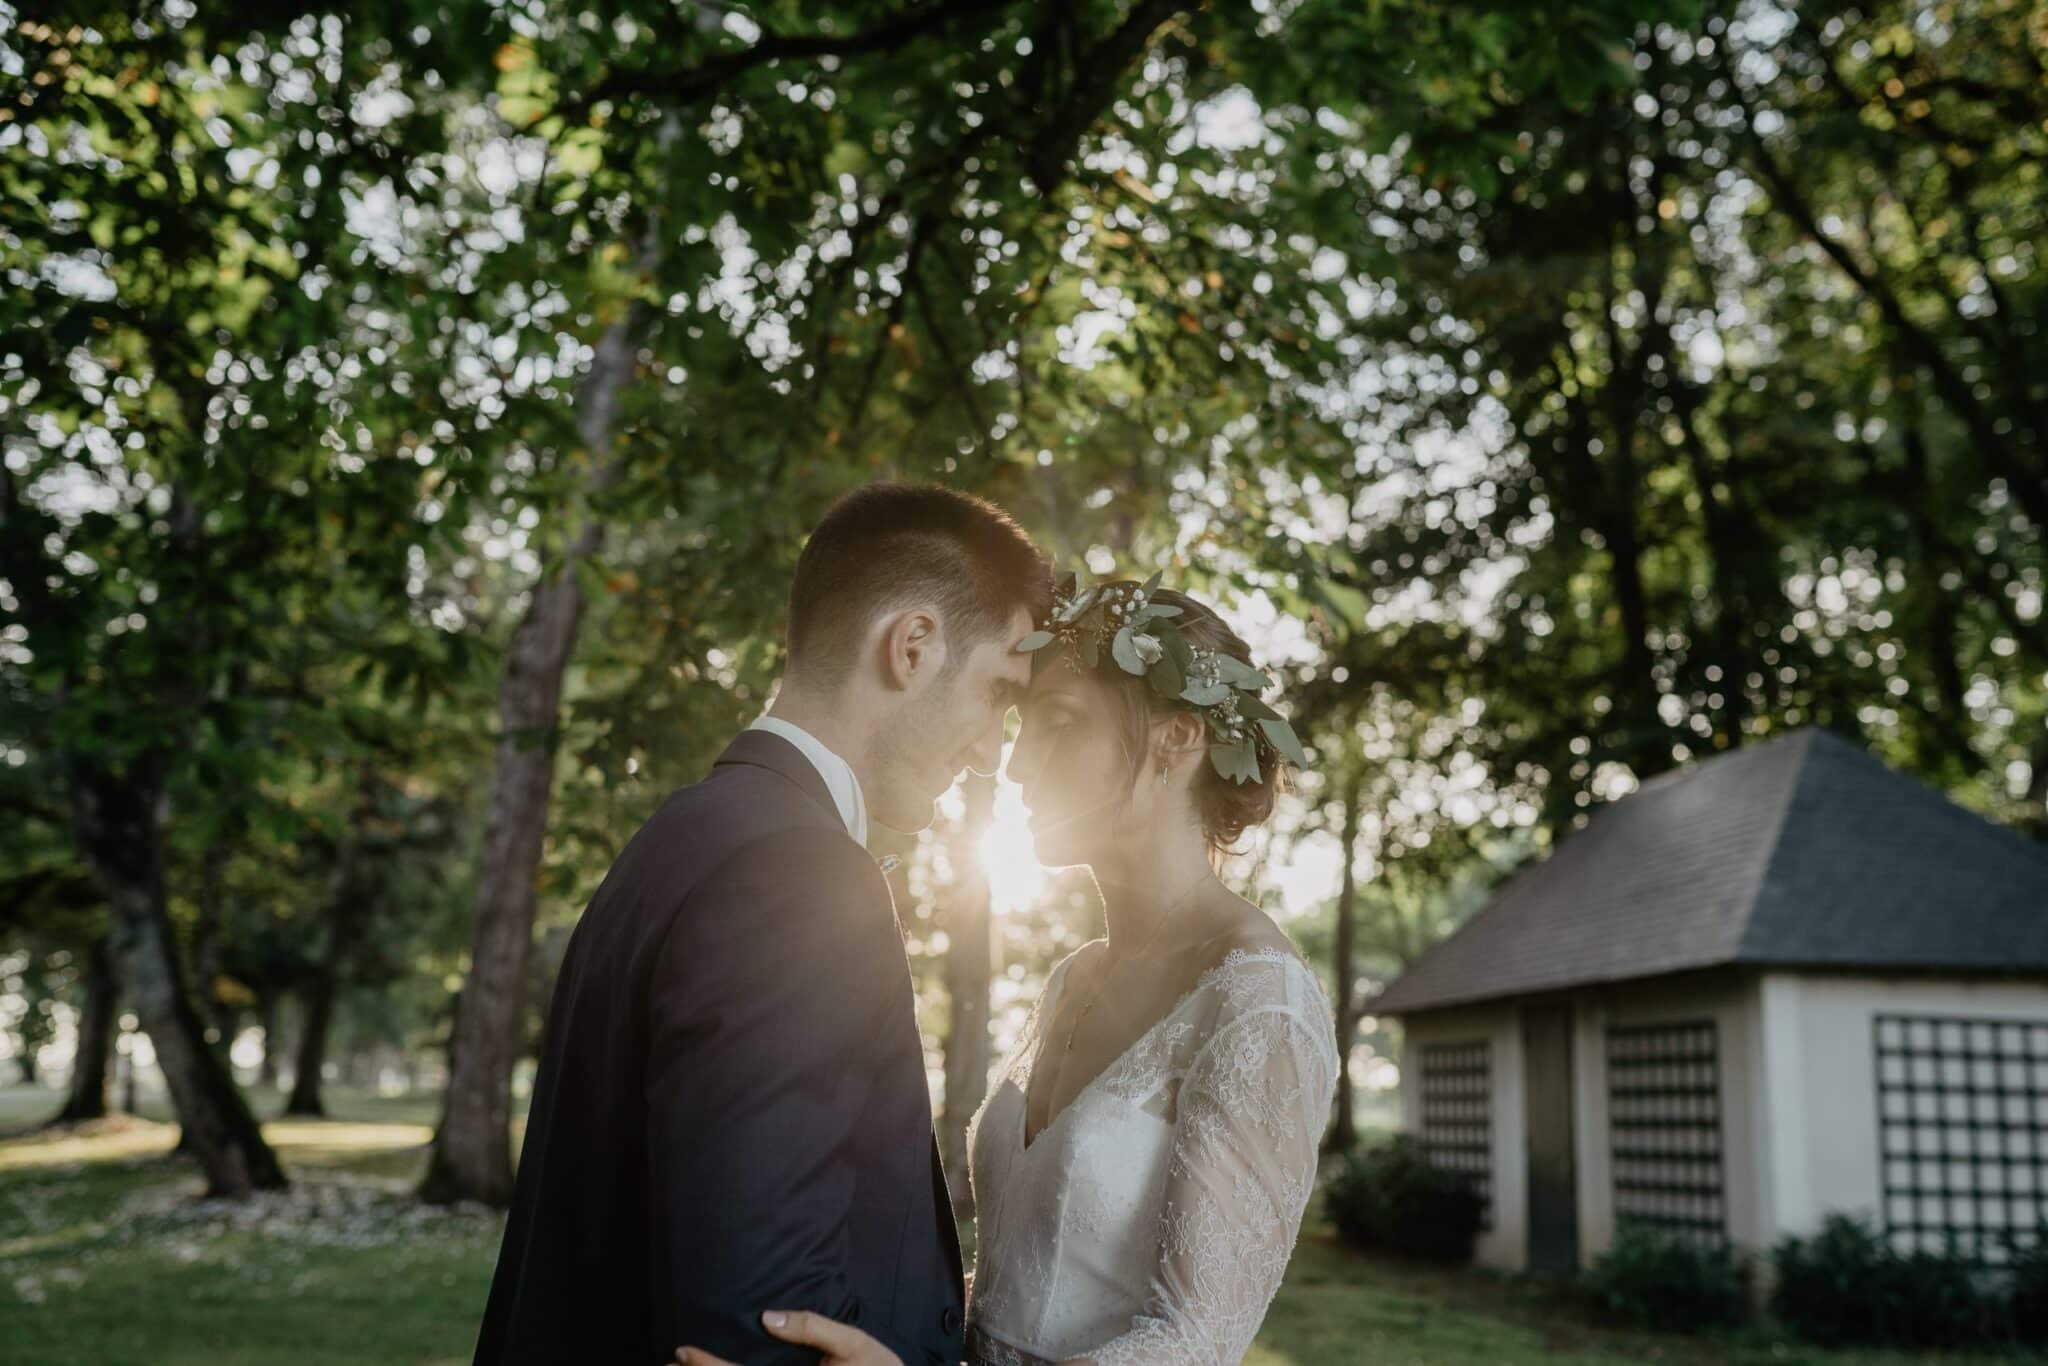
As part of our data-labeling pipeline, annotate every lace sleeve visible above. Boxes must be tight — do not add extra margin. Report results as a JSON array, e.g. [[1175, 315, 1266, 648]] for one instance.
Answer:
[[1086, 1002, 1337, 1365]]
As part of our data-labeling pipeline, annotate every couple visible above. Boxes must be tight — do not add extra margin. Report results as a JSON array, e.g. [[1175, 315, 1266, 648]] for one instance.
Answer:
[[472, 484, 1337, 1365]]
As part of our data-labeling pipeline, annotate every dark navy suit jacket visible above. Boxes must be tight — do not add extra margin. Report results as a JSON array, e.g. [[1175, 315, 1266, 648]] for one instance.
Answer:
[[473, 729, 966, 1364]]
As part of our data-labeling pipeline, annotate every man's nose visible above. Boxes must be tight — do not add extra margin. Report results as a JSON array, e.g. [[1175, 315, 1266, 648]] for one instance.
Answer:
[[964, 726, 1003, 778]]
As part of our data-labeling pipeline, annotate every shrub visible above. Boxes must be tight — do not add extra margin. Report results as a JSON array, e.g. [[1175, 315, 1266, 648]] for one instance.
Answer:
[[1585, 1221, 1750, 1332], [2007, 1227, 2048, 1347], [1325, 1133, 1486, 1263], [1769, 1214, 2004, 1350]]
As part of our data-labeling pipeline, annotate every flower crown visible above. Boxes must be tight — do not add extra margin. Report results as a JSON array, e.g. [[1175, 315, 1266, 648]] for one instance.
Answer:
[[1015, 571, 1312, 786]]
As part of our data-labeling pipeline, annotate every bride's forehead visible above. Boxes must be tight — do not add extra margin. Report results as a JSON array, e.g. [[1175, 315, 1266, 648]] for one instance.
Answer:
[[1026, 671, 1096, 707]]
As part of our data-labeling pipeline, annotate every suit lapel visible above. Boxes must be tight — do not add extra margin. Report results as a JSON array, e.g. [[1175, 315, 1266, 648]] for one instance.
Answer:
[[930, 1130, 966, 1295]]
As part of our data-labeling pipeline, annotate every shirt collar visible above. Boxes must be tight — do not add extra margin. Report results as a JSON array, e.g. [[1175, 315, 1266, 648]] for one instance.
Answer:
[[745, 714, 869, 846]]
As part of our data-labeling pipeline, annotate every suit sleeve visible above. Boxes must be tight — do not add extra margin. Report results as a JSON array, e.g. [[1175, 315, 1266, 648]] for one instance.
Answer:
[[644, 826, 908, 1363]]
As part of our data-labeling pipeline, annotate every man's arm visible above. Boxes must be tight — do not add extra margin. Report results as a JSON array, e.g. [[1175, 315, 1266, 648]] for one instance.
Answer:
[[645, 826, 906, 1363]]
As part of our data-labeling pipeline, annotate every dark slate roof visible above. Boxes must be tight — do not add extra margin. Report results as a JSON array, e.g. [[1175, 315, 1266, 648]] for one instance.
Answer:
[[1370, 728, 2048, 1015]]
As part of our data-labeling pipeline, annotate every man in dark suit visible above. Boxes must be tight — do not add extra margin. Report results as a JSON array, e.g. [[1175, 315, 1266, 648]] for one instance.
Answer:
[[473, 483, 1049, 1365]]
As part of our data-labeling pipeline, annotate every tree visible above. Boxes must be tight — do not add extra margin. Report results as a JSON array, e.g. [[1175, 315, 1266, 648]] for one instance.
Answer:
[[3, 7, 493, 1194], [1327, 770, 1363, 1152], [56, 939, 119, 1124]]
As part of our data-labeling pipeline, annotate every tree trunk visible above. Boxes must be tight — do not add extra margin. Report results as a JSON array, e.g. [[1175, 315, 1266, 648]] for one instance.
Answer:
[[939, 774, 996, 1218], [51, 936, 117, 1124], [190, 830, 239, 1067], [191, 664, 251, 1069], [288, 797, 373, 1120], [1675, 396, 1759, 748], [421, 295, 649, 1208], [1328, 776, 1362, 1154], [286, 974, 335, 1118], [255, 994, 280, 1092], [67, 759, 284, 1196], [118, 1034, 138, 1115]]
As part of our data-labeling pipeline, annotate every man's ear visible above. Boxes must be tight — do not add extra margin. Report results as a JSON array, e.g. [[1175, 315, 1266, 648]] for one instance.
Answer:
[[878, 606, 943, 691]]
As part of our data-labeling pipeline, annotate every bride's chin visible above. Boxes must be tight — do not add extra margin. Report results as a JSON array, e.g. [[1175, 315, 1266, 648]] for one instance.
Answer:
[[1026, 830, 1089, 871]]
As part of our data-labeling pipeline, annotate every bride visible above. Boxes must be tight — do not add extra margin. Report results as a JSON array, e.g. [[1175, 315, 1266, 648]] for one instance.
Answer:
[[683, 574, 1337, 1366]]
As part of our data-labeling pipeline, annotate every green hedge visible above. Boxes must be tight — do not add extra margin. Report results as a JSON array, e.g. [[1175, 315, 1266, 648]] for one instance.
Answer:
[[1585, 1222, 1750, 1332], [1325, 1133, 1486, 1263], [1770, 1214, 2047, 1351]]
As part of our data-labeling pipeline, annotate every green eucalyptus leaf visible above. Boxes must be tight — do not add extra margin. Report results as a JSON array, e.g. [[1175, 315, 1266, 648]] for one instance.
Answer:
[[1110, 625, 1144, 675], [1209, 737, 1262, 785], [1258, 717, 1312, 769], [1236, 693, 1280, 722], [1181, 681, 1233, 706], [1015, 630, 1054, 653], [1147, 653, 1184, 698], [1212, 654, 1264, 686]]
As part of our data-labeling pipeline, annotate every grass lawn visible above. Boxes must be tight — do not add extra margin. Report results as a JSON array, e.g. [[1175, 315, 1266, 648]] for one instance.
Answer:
[[0, 1085, 2019, 1365]]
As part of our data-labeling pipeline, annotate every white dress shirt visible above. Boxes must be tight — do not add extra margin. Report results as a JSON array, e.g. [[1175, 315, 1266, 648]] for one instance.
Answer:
[[745, 713, 869, 846]]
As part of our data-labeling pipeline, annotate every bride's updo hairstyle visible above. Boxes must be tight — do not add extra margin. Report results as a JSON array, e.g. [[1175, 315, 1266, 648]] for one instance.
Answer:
[[1114, 589, 1288, 852], [1018, 573, 1310, 856]]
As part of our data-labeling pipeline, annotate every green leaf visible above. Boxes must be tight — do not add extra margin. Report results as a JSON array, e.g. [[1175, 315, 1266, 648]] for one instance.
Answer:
[[1212, 654, 1267, 688], [1236, 693, 1280, 722], [1181, 681, 1233, 706], [1312, 577, 1370, 632], [1079, 633, 1100, 669], [1015, 630, 1054, 653], [1147, 653, 1184, 699], [1258, 717, 1312, 769], [1209, 737, 1261, 785], [1110, 625, 1144, 675]]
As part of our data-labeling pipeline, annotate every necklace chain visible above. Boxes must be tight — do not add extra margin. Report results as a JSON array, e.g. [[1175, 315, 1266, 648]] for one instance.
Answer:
[[1061, 868, 1217, 1055]]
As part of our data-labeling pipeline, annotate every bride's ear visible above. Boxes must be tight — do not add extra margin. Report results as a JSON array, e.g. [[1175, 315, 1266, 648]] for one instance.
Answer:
[[1155, 711, 1207, 771], [878, 606, 942, 691]]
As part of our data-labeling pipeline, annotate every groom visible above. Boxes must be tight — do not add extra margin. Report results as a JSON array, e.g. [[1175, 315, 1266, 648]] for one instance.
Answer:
[[472, 483, 1049, 1365]]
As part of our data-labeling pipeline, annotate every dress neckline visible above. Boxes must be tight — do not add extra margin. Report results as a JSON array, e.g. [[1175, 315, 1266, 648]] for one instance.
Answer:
[[1016, 945, 1313, 1153]]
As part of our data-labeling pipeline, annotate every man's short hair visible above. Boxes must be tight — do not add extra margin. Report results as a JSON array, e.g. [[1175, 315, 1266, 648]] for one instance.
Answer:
[[785, 483, 1051, 687]]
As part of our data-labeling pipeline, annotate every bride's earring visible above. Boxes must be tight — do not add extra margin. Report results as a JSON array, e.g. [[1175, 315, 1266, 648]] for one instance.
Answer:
[[1157, 760, 1170, 787]]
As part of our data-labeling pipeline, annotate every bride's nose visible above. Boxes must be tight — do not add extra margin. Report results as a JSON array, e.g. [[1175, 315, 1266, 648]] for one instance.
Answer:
[[1003, 728, 1041, 787]]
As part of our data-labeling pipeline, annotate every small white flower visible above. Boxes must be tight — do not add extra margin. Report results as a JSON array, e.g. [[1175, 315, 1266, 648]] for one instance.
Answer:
[[1132, 632, 1163, 664]]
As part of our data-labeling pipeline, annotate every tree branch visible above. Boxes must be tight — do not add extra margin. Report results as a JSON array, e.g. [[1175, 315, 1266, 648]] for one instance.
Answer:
[[1024, 0, 1191, 194], [586, 0, 1011, 110]]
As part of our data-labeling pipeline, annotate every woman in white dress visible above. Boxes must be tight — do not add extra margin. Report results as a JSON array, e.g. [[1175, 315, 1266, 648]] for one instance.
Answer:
[[685, 575, 1337, 1366]]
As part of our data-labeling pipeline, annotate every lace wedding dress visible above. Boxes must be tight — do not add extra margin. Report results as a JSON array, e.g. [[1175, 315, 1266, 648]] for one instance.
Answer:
[[964, 946, 1339, 1365]]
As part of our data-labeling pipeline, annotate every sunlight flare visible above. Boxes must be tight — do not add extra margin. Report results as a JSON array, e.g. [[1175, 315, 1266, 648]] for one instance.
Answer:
[[978, 771, 1048, 915]]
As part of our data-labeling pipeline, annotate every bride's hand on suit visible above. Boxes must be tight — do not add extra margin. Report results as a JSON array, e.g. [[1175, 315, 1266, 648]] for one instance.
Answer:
[[675, 1309, 902, 1366]]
